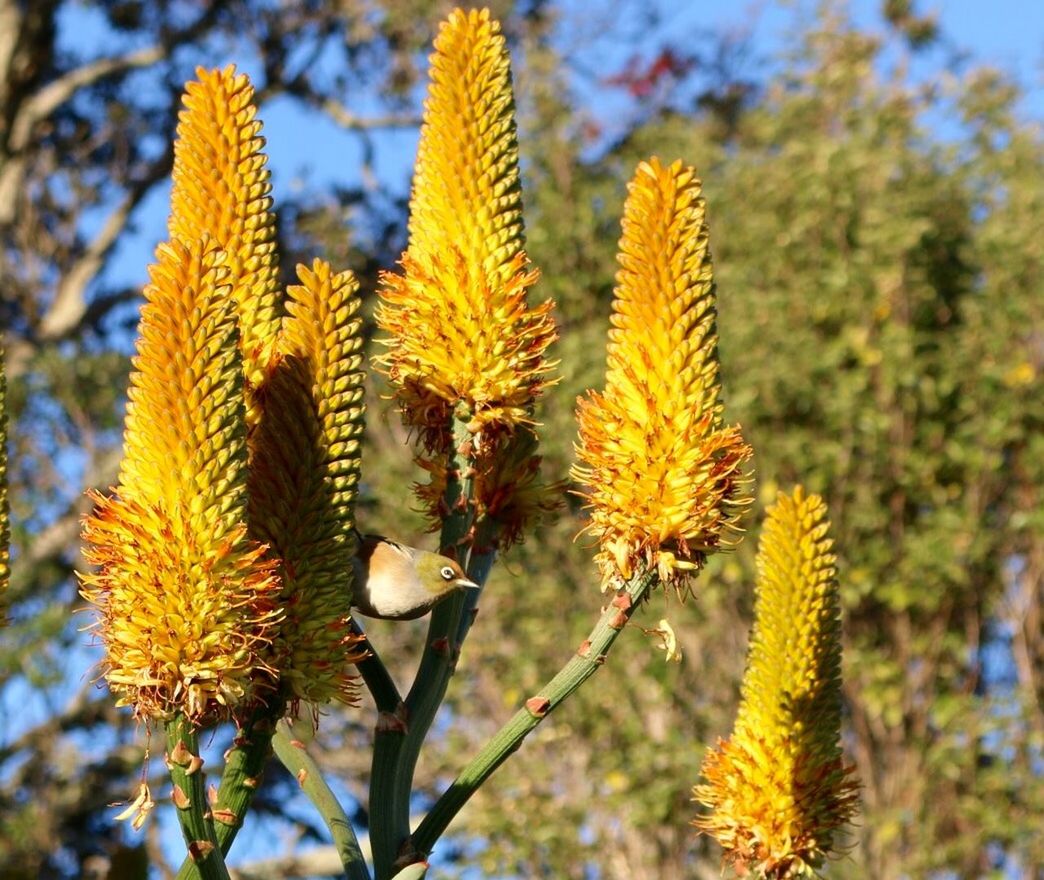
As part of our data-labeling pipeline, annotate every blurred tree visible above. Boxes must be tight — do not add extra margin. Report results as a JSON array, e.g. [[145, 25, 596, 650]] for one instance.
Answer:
[[1, 1, 1041, 879]]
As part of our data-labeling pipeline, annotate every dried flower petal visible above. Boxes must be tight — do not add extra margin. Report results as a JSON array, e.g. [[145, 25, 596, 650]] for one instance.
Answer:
[[412, 426, 560, 548], [114, 783, 157, 831]]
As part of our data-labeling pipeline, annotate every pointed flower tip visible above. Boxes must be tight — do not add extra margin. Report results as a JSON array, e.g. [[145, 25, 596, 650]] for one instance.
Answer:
[[117, 236, 245, 515], [170, 64, 279, 391], [572, 157, 753, 594], [693, 486, 859, 877]]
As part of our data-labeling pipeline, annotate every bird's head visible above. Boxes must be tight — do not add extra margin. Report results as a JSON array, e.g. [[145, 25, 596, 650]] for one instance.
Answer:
[[413, 551, 479, 598]]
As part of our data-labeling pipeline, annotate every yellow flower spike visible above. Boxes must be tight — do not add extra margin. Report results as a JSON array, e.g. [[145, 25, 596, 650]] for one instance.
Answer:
[[0, 345, 8, 620], [572, 158, 753, 592], [169, 65, 280, 399], [408, 7, 524, 286], [248, 259, 367, 706], [80, 237, 281, 724], [377, 8, 557, 445], [694, 487, 859, 878]]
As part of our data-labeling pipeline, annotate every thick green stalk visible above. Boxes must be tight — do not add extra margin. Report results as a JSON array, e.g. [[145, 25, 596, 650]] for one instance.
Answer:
[[352, 617, 402, 714], [165, 714, 230, 880], [353, 616, 406, 879], [410, 569, 657, 855], [453, 518, 497, 647], [272, 719, 371, 880], [370, 416, 477, 879], [173, 702, 281, 880]]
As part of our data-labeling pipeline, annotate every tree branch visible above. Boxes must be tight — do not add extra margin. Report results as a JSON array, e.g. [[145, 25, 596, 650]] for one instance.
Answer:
[[39, 144, 174, 340], [273, 78, 421, 132], [0, 685, 114, 765], [8, 44, 165, 152]]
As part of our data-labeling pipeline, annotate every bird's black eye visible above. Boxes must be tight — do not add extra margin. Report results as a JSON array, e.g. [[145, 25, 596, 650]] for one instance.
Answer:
[[440, 566, 455, 581]]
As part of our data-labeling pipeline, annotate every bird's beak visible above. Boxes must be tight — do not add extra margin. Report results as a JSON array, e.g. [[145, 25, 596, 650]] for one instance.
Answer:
[[458, 577, 480, 590]]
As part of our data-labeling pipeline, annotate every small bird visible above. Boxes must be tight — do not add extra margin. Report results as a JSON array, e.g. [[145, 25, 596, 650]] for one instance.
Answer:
[[351, 533, 479, 620]]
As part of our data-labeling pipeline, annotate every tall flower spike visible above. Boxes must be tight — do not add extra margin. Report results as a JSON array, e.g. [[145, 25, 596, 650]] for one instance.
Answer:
[[377, 7, 557, 443], [694, 487, 859, 878], [169, 65, 280, 402], [0, 345, 8, 621], [80, 239, 281, 723], [572, 158, 752, 592], [249, 260, 367, 706]]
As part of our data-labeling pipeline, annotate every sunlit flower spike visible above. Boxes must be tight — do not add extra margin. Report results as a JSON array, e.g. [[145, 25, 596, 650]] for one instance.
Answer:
[[80, 238, 281, 724], [573, 157, 753, 592], [249, 259, 368, 706], [377, 7, 557, 445], [377, 7, 558, 545], [694, 487, 859, 878]]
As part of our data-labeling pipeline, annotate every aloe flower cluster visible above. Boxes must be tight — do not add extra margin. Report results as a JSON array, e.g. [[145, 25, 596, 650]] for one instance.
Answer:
[[377, 8, 558, 546], [60, 9, 858, 878], [572, 158, 753, 592], [80, 66, 366, 723]]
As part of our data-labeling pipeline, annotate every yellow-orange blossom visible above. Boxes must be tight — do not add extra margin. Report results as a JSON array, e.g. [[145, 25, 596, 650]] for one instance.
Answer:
[[377, 8, 558, 544], [80, 241, 280, 723], [573, 157, 752, 590], [695, 487, 859, 877]]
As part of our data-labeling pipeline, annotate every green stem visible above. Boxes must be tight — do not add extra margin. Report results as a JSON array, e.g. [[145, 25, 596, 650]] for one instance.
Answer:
[[354, 617, 406, 880], [173, 702, 281, 880], [272, 720, 371, 880], [164, 714, 230, 880], [410, 570, 657, 856], [368, 700, 409, 880], [454, 519, 497, 647], [352, 616, 402, 714], [370, 416, 477, 879]]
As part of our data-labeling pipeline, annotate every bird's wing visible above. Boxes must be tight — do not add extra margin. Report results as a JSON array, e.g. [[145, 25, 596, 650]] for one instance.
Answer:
[[357, 532, 415, 562]]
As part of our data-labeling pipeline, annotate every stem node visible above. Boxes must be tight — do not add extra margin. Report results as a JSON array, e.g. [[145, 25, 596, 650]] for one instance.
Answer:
[[525, 697, 550, 717]]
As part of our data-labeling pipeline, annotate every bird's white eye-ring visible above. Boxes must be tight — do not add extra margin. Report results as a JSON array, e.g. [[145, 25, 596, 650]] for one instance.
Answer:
[[440, 566, 456, 581]]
